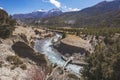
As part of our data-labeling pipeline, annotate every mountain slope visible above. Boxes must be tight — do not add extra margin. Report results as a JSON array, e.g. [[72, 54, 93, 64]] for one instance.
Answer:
[[42, 8, 62, 18], [12, 8, 63, 25], [13, 11, 46, 19], [79, 0, 120, 16], [12, 8, 62, 19], [12, 0, 120, 27], [40, 0, 120, 27]]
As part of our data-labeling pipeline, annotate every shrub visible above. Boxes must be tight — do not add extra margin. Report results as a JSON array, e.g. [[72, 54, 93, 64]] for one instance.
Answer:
[[0, 61, 3, 68], [62, 32, 66, 39], [67, 73, 78, 80], [0, 10, 15, 39], [20, 64, 27, 70], [0, 25, 14, 39], [11, 65, 16, 70], [6, 55, 23, 66]]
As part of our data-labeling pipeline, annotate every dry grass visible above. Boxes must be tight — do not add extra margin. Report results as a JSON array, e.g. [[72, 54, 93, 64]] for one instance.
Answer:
[[61, 35, 90, 48]]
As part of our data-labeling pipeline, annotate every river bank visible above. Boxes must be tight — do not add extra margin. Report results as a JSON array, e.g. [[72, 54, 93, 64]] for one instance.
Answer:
[[34, 33, 83, 79], [0, 26, 84, 80], [0, 26, 54, 80]]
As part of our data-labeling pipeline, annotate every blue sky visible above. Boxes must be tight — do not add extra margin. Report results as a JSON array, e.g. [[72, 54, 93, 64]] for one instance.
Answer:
[[0, 0, 113, 14]]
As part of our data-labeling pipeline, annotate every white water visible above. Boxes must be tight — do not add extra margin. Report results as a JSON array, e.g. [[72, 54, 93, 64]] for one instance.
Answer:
[[34, 34, 82, 75]]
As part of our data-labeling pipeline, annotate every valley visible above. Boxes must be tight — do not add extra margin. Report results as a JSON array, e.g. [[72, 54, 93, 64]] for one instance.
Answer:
[[0, 0, 120, 80]]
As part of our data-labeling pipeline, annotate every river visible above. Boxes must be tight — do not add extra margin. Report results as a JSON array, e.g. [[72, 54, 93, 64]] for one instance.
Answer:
[[34, 34, 82, 75]]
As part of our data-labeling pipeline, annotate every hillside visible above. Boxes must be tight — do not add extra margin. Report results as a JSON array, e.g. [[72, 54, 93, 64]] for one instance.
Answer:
[[12, 0, 120, 27], [0, 9, 9, 25], [0, 9, 15, 39], [39, 0, 120, 27]]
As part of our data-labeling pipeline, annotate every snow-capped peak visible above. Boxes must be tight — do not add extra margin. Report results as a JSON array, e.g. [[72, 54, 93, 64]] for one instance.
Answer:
[[49, 8, 61, 12], [37, 9, 47, 12]]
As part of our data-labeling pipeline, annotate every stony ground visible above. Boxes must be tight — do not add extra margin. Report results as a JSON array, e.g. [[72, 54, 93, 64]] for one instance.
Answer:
[[0, 26, 53, 80], [0, 38, 33, 80]]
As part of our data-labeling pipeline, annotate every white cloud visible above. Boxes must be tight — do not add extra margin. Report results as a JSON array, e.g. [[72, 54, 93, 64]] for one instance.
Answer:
[[0, 7, 3, 10], [61, 6, 80, 12], [43, 0, 61, 8], [42, 0, 80, 12], [68, 8, 80, 12], [49, 0, 61, 8]]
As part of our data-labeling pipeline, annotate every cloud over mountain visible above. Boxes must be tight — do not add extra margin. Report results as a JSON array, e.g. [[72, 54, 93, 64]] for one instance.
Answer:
[[42, 0, 80, 12], [50, 0, 61, 8], [43, 0, 61, 8]]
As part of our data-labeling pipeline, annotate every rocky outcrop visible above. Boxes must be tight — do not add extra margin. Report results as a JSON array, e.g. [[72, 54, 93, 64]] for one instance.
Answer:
[[12, 41, 47, 67], [54, 35, 95, 56], [55, 42, 89, 56]]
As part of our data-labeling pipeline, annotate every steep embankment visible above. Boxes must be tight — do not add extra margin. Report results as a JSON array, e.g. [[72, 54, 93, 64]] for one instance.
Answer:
[[0, 26, 54, 80], [55, 35, 97, 56], [13, 26, 53, 47]]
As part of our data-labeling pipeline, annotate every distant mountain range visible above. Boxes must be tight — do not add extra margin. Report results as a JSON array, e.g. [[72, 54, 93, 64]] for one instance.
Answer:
[[12, 8, 62, 19], [13, 0, 120, 27]]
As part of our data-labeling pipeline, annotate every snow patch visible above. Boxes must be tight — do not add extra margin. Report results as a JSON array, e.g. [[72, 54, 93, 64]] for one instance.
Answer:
[[37, 9, 47, 12]]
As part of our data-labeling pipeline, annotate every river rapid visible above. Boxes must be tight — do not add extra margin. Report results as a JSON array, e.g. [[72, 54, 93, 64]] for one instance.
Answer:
[[34, 34, 82, 75]]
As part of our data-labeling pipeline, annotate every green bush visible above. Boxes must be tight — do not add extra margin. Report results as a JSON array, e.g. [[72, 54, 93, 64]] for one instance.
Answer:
[[0, 25, 14, 39], [62, 32, 66, 39], [6, 55, 23, 66], [20, 64, 27, 70], [0, 10, 15, 39]]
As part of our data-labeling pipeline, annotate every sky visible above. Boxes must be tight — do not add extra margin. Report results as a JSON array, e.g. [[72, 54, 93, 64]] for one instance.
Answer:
[[0, 0, 113, 14]]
